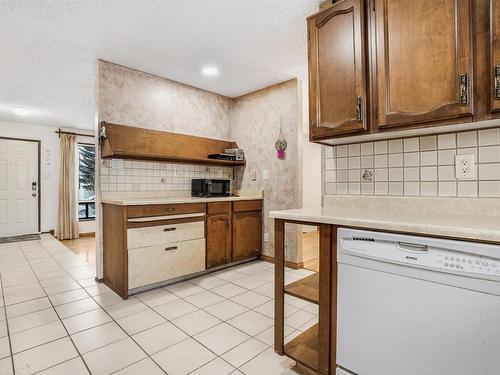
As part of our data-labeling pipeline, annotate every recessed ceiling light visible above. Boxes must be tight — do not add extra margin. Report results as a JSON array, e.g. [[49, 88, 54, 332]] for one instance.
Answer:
[[11, 107, 32, 116], [202, 67, 219, 76]]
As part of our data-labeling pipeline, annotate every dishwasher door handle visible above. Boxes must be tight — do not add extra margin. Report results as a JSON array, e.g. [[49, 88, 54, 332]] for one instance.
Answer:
[[397, 242, 429, 253]]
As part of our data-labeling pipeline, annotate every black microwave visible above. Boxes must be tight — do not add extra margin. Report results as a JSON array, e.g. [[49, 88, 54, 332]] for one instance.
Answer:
[[191, 179, 231, 197]]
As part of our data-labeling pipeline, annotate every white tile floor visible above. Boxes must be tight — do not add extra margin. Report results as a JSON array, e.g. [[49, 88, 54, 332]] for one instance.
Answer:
[[0, 234, 318, 374]]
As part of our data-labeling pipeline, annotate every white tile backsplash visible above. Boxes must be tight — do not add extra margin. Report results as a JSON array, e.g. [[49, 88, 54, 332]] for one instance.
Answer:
[[322, 127, 500, 197], [101, 160, 232, 193]]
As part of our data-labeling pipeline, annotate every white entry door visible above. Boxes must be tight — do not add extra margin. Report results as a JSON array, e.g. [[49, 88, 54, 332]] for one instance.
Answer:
[[0, 138, 39, 237]]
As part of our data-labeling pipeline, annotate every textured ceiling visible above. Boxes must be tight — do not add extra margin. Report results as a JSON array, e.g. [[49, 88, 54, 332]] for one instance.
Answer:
[[0, 1, 318, 130]]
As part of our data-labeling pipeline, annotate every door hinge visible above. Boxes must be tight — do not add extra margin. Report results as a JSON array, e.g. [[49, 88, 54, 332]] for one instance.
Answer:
[[495, 65, 500, 100], [355, 96, 363, 121], [459, 73, 469, 105]]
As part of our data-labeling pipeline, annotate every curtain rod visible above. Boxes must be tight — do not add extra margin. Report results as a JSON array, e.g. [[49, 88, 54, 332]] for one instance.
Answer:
[[54, 128, 95, 138]]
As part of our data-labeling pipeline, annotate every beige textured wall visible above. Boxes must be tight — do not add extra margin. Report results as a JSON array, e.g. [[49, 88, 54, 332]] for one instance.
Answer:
[[231, 79, 301, 261], [96, 61, 302, 268], [97, 61, 232, 139]]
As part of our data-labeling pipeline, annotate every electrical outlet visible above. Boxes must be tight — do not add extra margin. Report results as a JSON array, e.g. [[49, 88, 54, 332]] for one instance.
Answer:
[[263, 170, 269, 180], [111, 159, 123, 169], [175, 167, 183, 177], [252, 171, 257, 181], [455, 154, 476, 179]]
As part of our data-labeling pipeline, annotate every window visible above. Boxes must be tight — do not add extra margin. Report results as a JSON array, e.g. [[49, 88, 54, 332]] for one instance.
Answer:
[[78, 144, 95, 221]]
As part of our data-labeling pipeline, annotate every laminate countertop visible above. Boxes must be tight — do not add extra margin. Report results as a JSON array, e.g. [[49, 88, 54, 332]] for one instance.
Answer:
[[269, 196, 500, 244], [101, 195, 263, 206]]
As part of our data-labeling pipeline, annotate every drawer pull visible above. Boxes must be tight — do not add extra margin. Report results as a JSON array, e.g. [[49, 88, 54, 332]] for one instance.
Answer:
[[164, 208, 176, 212], [163, 227, 177, 232], [164, 246, 178, 251]]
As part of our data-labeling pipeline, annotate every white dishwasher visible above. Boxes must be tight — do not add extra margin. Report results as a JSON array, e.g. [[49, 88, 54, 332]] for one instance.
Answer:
[[336, 228, 500, 375]]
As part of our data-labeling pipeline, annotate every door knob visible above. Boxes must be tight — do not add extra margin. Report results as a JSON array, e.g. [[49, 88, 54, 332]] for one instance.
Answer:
[[32, 193, 37, 197]]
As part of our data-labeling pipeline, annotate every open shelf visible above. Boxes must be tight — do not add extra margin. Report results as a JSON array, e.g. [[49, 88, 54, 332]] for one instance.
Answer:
[[284, 324, 318, 372], [102, 152, 246, 167], [100, 122, 246, 167], [284, 273, 319, 304]]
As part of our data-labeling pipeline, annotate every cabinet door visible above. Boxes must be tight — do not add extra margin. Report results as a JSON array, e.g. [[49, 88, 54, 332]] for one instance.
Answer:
[[374, 0, 473, 129], [308, 0, 368, 140], [492, 0, 500, 113], [206, 214, 231, 268], [232, 211, 262, 261]]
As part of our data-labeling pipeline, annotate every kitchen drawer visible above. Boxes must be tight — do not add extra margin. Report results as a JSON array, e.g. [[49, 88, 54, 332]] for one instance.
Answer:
[[207, 201, 231, 214], [156, 238, 205, 283], [127, 203, 205, 218], [127, 221, 204, 249], [128, 238, 205, 289], [232, 200, 262, 213], [127, 246, 158, 289]]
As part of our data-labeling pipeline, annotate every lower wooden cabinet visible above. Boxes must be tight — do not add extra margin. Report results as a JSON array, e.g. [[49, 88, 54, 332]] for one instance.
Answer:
[[103, 200, 262, 298], [206, 200, 263, 269], [232, 211, 262, 261], [206, 214, 232, 268]]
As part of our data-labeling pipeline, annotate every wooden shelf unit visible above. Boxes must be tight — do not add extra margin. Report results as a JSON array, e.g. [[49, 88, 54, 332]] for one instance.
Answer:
[[100, 122, 245, 167], [284, 324, 319, 372], [275, 221, 338, 375], [284, 273, 319, 304]]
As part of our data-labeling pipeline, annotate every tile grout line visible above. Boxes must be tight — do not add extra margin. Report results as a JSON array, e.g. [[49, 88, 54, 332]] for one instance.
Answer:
[[11, 237, 316, 374], [148, 268, 312, 373], [0, 271, 17, 375], [34, 239, 169, 375], [45, 255, 171, 374], [104, 266, 278, 373], [16, 240, 93, 375]]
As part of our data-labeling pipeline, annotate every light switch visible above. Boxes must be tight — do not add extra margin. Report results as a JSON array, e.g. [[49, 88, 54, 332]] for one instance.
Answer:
[[263, 170, 269, 180], [252, 171, 257, 181]]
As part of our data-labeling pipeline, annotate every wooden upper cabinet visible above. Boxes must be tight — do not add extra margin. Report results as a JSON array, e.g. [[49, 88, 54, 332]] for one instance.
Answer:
[[308, 0, 368, 140], [492, 0, 500, 113], [373, 0, 474, 129]]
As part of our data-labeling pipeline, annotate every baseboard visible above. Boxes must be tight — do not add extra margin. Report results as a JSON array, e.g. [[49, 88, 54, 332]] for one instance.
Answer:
[[260, 255, 304, 269], [79, 232, 95, 237]]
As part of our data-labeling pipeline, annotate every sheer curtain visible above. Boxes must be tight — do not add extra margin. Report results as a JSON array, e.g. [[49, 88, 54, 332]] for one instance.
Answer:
[[56, 133, 79, 240]]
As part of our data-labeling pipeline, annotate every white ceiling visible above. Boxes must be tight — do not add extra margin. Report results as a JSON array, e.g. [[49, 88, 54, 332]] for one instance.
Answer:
[[0, 1, 318, 130]]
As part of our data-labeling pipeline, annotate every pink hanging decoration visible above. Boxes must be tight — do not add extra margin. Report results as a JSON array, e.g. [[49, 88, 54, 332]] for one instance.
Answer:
[[275, 119, 287, 160], [277, 149, 286, 160]]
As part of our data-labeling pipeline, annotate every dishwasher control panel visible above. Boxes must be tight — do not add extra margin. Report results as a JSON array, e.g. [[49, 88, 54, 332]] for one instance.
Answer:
[[434, 250, 500, 276], [341, 237, 500, 278]]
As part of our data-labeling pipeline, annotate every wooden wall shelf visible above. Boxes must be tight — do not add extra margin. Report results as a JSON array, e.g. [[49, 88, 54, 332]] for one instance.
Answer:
[[100, 122, 245, 167], [284, 324, 319, 372], [284, 273, 319, 304]]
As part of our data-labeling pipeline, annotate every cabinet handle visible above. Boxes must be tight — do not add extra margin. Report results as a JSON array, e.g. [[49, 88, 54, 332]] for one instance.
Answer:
[[355, 96, 362, 121], [226, 219, 229, 229], [163, 227, 176, 232], [495, 65, 500, 100], [164, 207, 175, 211], [459, 73, 469, 105], [164, 246, 178, 251]]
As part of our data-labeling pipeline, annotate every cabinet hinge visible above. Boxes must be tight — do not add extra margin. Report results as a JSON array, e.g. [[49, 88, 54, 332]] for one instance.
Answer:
[[459, 73, 469, 105], [355, 96, 363, 121], [495, 65, 500, 100]]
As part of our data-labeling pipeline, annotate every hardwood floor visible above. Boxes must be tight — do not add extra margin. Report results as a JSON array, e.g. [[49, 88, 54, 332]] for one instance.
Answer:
[[302, 230, 319, 272], [61, 234, 96, 267]]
